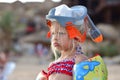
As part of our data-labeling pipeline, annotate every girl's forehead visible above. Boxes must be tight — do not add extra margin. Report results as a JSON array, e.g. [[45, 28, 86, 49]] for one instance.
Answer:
[[51, 21, 66, 32]]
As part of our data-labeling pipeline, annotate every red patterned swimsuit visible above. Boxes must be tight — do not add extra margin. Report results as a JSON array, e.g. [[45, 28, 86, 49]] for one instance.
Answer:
[[48, 58, 75, 77]]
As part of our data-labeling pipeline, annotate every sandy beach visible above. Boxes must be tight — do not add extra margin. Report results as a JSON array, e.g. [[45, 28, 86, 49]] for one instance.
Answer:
[[8, 54, 120, 80]]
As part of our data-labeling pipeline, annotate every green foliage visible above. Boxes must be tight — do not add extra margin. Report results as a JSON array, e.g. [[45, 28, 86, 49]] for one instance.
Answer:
[[0, 12, 15, 51], [0, 12, 14, 32], [96, 44, 119, 57]]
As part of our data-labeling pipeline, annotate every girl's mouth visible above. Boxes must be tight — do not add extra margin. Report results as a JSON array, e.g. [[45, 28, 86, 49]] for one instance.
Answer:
[[53, 42, 59, 47]]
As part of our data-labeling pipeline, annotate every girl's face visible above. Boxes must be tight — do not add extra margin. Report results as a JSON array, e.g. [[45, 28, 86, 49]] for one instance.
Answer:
[[50, 22, 72, 51]]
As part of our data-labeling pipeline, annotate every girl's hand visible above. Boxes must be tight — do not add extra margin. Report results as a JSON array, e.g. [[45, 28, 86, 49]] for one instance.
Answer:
[[36, 70, 47, 80]]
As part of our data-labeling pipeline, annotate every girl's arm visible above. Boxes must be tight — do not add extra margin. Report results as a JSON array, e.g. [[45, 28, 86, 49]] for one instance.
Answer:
[[36, 70, 47, 80]]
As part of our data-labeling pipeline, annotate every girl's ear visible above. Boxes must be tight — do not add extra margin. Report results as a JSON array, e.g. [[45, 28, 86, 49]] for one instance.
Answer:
[[73, 39, 78, 45]]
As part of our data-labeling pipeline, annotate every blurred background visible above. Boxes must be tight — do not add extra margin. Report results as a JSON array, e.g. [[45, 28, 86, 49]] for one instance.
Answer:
[[0, 0, 120, 80]]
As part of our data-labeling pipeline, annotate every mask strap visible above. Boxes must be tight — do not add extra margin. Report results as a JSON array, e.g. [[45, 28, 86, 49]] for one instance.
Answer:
[[77, 16, 88, 43], [47, 31, 51, 38], [79, 16, 88, 42], [46, 20, 51, 27], [46, 20, 51, 38], [66, 22, 87, 43]]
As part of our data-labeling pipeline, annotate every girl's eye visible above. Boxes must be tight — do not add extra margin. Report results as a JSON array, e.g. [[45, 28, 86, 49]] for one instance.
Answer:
[[51, 32, 55, 35], [51, 32, 66, 36], [59, 32, 66, 35]]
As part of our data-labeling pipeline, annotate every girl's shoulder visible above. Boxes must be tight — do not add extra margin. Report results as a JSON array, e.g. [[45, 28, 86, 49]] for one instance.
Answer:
[[48, 60, 55, 67], [75, 53, 88, 64]]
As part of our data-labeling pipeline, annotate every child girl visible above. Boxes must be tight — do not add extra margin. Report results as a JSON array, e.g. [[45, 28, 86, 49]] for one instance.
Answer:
[[36, 4, 107, 80]]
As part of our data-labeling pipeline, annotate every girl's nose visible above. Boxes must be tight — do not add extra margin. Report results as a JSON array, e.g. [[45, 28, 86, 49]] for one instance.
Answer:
[[52, 33, 59, 40]]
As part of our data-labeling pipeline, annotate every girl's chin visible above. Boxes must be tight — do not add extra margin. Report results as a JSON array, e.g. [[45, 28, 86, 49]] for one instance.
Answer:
[[54, 46, 63, 51], [55, 47, 67, 51], [54, 47, 61, 50]]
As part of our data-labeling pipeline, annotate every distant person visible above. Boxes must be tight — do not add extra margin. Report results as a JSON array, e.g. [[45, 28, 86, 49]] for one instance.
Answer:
[[34, 15, 42, 31], [26, 19, 36, 34], [0, 50, 16, 80], [0, 52, 7, 74], [35, 43, 43, 57]]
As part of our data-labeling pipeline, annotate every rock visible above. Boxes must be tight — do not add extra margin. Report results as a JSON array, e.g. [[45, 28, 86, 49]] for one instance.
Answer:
[[97, 24, 119, 40], [116, 38, 120, 47], [104, 55, 120, 65]]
